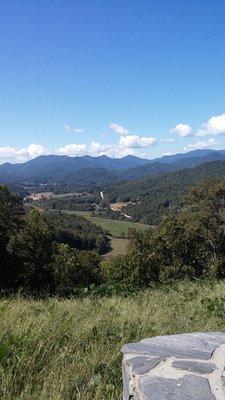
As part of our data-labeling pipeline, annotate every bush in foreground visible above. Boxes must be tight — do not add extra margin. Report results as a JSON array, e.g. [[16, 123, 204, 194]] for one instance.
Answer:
[[103, 178, 225, 287]]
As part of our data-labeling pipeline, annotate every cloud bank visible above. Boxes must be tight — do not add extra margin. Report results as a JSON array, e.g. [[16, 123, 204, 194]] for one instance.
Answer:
[[0, 122, 157, 163], [0, 144, 49, 163], [1, 114, 225, 164], [183, 138, 217, 151]]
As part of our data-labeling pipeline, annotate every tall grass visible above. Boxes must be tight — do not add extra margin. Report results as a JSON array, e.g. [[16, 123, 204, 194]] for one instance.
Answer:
[[0, 280, 225, 399]]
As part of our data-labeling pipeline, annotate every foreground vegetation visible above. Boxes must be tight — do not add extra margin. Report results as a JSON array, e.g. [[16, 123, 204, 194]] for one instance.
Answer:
[[1, 280, 225, 399]]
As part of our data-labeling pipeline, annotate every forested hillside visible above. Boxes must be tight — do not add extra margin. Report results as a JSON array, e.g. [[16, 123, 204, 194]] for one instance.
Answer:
[[106, 160, 225, 224], [45, 210, 109, 253]]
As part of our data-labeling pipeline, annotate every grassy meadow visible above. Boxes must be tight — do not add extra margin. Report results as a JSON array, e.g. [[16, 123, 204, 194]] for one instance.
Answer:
[[62, 210, 150, 237], [1, 280, 225, 399]]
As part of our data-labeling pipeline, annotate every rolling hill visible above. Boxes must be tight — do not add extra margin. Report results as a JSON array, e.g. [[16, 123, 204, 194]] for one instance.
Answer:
[[106, 160, 225, 224]]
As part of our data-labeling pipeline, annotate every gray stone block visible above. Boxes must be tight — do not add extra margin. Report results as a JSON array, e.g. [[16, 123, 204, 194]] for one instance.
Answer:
[[126, 356, 164, 375], [122, 332, 225, 399], [139, 375, 215, 400], [172, 360, 216, 374], [122, 331, 225, 360]]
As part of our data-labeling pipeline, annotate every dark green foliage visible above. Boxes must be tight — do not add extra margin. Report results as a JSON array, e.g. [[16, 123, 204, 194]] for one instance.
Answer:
[[45, 210, 110, 253], [0, 185, 24, 288], [0, 186, 104, 293], [8, 209, 54, 291], [42, 193, 100, 212], [52, 243, 101, 294], [0, 185, 24, 246], [103, 178, 225, 287]]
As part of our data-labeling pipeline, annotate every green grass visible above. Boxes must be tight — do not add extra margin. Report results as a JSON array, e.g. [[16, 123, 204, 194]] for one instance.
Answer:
[[62, 210, 150, 237], [1, 280, 225, 399]]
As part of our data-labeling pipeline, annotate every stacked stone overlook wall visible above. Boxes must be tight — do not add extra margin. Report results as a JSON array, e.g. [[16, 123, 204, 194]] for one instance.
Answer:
[[122, 332, 225, 399]]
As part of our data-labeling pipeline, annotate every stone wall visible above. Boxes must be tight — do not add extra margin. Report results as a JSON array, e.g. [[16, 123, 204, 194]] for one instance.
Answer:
[[122, 332, 225, 399]]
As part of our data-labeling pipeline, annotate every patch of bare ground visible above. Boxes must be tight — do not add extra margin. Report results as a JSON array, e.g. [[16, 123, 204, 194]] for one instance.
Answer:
[[103, 237, 129, 259], [26, 192, 53, 201], [109, 202, 129, 211]]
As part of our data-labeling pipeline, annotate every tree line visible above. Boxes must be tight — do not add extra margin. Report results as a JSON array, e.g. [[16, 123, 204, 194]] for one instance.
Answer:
[[38, 193, 101, 212]]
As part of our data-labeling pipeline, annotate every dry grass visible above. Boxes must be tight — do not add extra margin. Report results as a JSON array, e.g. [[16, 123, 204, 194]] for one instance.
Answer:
[[26, 192, 53, 201], [103, 238, 129, 259], [109, 202, 129, 211], [0, 280, 225, 399]]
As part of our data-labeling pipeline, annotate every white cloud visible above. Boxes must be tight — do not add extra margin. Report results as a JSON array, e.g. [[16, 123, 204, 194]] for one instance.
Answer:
[[110, 123, 131, 136], [0, 119, 159, 163], [119, 134, 157, 149], [57, 134, 157, 158], [183, 138, 217, 151], [109, 122, 157, 156], [58, 142, 115, 157], [0, 146, 20, 161], [196, 114, 225, 136], [0, 143, 49, 164], [26, 143, 49, 158], [58, 143, 86, 156], [114, 147, 136, 157], [89, 141, 114, 156], [64, 124, 84, 134], [170, 123, 192, 137]]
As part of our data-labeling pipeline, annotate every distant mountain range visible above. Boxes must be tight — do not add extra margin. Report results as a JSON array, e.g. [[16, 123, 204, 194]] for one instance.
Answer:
[[1, 149, 225, 186]]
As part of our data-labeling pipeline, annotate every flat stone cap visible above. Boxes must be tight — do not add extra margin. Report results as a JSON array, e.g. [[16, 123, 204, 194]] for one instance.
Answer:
[[122, 332, 225, 399]]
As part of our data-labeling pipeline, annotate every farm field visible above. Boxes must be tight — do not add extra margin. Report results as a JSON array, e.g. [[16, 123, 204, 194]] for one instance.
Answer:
[[52, 192, 88, 198], [62, 210, 150, 237], [26, 192, 53, 201], [1, 280, 225, 400]]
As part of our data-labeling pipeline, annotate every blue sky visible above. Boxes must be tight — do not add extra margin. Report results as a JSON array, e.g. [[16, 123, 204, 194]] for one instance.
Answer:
[[1, 0, 225, 163]]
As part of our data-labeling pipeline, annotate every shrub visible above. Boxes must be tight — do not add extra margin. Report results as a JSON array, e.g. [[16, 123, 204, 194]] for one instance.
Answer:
[[52, 243, 101, 294]]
